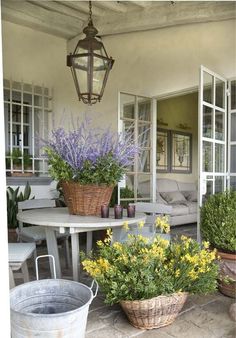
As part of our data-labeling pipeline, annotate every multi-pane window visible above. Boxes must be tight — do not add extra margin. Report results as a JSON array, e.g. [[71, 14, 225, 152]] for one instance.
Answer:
[[4, 79, 51, 177]]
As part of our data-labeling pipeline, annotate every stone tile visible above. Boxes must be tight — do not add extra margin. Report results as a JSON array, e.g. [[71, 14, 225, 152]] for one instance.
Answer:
[[85, 327, 128, 338], [189, 292, 222, 306], [158, 318, 216, 338], [113, 311, 146, 337], [220, 328, 236, 338], [179, 302, 234, 338], [136, 330, 174, 338], [179, 296, 196, 314], [87, 303, 122, 333]]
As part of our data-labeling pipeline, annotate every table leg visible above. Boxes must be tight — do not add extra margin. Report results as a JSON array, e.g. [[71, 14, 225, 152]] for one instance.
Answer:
[[71, 233, 80, 281], [86, 231, 93, 254], [45, 228, 61, 279]]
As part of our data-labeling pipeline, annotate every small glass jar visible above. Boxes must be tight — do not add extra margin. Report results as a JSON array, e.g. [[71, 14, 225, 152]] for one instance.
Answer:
[[114, 204, 123, 219], [127, 204, 135, 218], [101, 204, 109, 218]]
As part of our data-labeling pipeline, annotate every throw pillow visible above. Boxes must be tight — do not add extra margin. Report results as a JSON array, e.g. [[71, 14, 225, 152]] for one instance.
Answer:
[[182, 191, 197, 202], [160, 191, 187, 204], [156, 192, 168, 205]]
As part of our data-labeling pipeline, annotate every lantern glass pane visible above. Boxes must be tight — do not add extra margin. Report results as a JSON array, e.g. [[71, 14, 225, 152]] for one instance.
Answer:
[[74, 67, 88, 93], [93, 56, 108, 95]]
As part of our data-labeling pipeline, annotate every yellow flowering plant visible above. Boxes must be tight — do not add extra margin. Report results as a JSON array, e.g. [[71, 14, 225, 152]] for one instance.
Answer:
[[82, 225, 219, 305]]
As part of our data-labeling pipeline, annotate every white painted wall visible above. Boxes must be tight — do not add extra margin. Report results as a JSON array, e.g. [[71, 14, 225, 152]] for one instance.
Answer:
[[2, 18, 236, 196]]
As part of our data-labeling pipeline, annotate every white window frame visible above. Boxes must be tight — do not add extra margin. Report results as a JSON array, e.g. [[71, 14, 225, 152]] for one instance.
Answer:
[[4, 79, 52, 176]]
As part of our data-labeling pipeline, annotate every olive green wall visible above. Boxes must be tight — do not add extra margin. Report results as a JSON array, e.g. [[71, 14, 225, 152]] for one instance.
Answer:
[[157, 92, 198, 184]]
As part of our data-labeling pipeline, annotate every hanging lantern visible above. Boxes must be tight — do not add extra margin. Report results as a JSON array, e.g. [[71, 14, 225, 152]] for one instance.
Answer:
[[67, 1, 114, 105]]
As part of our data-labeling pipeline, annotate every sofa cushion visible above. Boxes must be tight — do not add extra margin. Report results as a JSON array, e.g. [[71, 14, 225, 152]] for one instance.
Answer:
[[182, 191, 197, 202], [177, 181, 196, 192], [156, 192, 168, 204], [157, 179, 178, 193], [171, 204, 189, 216], [185, 201, 197, 214], [160, 191, 187, 204]]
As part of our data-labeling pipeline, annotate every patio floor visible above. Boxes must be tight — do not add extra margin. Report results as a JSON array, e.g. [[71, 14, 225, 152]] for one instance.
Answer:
[[14, 223, 235, 338]]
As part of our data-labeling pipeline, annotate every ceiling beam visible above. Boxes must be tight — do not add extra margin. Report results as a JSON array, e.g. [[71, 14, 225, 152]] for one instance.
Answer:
[[95, 1, 127, 13], [129, 1, 153, 8], [27, 0, 87, 21], [2, 7, 73, 39], [94, 1, 236, 36], [2, 0, 83, 37], [65, 1, 105, 17]]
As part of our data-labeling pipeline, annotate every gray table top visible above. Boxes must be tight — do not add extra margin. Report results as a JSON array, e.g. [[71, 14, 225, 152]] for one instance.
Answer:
[[17, 207, 146, 229]]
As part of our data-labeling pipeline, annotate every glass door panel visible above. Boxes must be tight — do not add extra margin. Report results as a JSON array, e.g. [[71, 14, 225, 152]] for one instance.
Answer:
[[198, 66, 227, 241], [119, 93, 154, 204], [229, 79, 236, 191]]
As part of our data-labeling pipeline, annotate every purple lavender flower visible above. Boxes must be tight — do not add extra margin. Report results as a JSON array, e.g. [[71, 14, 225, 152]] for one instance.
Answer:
[[43, 119, 139, 174]]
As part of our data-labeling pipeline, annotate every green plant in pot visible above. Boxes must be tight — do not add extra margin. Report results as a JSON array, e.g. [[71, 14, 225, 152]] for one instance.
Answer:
[[82, 222, 218, 330], [6, 149, 33, 176], [200, 190, 236, 298], [6, 182, 34, 242], [43, 118, 139, 216]]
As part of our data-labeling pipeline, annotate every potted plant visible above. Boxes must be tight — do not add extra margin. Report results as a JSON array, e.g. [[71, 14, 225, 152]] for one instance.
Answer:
[[200, 190, 236, 298], [6, 149, 33, 176], [82, 220, 218, 329], [43, 118, 138, 216], [6, 182, 33, 242]]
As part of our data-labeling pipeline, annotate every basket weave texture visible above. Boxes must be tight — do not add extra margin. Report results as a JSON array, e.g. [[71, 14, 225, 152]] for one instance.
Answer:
[[61, 181, 113, 216], [120, 292, 188, 330]]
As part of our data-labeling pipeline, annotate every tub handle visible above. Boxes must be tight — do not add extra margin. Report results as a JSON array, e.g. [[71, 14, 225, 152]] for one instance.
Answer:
[[35, 255, 56, 280], [90, 280, 99, 299]]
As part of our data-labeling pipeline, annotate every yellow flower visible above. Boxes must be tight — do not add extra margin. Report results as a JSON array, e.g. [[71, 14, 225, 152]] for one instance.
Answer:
[[123, 221, 130, 231], [175, 269, 180, 277], [113, 242, 122, 251], [104, 228, 113, 243], [188, 269, 198, 280], [138, 220, 145, 229], [97, 240, 103, 247], [202, 241, 210, 249], [155, 216, 170, 233]]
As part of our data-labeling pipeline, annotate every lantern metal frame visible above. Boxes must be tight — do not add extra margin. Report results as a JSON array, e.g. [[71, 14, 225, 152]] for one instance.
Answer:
[[67, 1, 114, 105]]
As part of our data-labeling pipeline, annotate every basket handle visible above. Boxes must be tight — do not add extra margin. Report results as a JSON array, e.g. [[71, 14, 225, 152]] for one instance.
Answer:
[[90, 280, 99, 299], [35, 255, 56, 280]]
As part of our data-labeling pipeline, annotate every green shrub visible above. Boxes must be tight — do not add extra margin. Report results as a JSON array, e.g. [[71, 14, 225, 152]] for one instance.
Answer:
[[6, 182, 34, 229], [200, 190, 236, 253], [110, 186, 136, 208]]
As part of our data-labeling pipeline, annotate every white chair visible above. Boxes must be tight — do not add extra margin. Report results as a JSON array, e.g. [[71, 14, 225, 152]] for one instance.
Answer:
[[17, 199, 71, 268], [8, 242, 36, 288]]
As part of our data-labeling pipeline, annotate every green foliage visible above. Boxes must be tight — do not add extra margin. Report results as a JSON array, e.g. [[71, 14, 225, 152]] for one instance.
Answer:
[[6, 182, 34, 229], [6, 149, 32, 169], [110, 186, 136, 208], [45, 149, 125, 186], [82, 233, 218, 305], [200, 190, 236, 253], [45, 148, 73, 182]]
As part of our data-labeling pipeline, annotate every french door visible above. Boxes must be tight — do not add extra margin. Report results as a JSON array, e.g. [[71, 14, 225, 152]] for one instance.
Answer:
[[118, 92, 157, 204], [198, 66, 236, 241]]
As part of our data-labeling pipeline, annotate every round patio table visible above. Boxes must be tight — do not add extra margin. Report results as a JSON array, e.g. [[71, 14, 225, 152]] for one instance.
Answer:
[[17, 207, 146, 281]]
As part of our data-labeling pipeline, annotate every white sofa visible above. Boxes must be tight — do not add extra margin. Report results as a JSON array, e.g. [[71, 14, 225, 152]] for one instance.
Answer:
[[139, 178, 198, 226]]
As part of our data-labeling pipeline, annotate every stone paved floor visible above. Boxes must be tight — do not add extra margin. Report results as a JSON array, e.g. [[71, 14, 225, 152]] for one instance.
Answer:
[[15, 224, 235, 338]]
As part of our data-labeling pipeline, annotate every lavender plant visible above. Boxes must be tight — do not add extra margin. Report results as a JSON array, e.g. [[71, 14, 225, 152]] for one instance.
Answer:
[[43, 119, 139, 186]]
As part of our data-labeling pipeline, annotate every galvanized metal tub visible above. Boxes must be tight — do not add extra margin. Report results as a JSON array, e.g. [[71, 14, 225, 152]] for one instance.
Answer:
[[10, 279, 98, 338]]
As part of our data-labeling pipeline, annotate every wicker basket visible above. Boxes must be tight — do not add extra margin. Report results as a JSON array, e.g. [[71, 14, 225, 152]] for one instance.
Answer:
[[61, 181, 114, 216], [120, 292, 188, 330]]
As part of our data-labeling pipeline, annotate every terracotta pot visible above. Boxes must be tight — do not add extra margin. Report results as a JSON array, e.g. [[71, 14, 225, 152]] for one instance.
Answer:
[[217, 250, 236, 298]]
